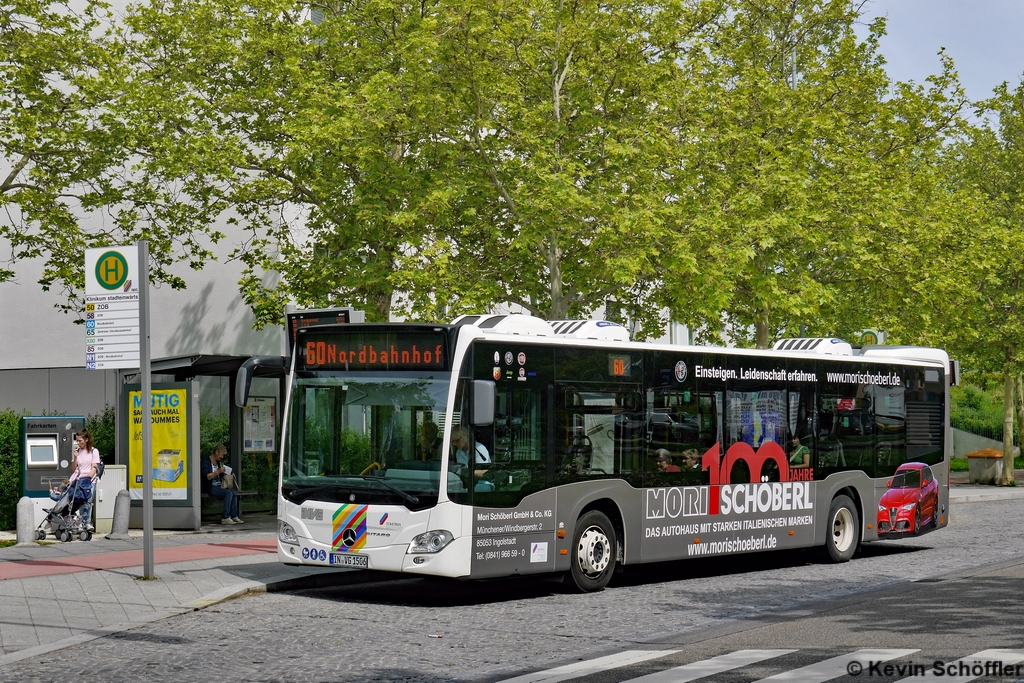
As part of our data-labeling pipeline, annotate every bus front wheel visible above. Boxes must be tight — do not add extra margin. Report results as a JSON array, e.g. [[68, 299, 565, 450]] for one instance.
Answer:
[[824, 495, 859, 563], [570, 510, 617, 592]]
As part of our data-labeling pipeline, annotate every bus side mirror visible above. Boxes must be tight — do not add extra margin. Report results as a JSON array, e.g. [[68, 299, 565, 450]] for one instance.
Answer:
[[235, 364, 252, 408], [235, 356, 286, 408], [471, 380, 495, 427]]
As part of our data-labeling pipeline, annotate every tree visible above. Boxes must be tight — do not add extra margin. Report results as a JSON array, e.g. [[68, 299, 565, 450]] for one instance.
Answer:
[[118, 0, 467, 324], [393, 0, 713, 336], [112, 0, 970, 350], [1, 0, 225, 313], [926, 81, 1024, 485], [118, 0, 723, 334], [659, 0, 967, 347]]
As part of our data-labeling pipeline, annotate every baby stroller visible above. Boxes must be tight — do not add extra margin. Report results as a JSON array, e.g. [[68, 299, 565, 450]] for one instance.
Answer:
[[36, 476, 94, 542]]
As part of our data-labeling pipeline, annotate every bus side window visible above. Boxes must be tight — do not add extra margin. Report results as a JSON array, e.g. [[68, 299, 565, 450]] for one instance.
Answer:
[[787, 387, 816, 470], [471, 386, 548, 508], [555, 386, 641, 484], [904, 367, 944, 466], [647, 389, 703, 486], [447, 379, 472, 505], [870, 380, 906, 477], [818, 367, 874, 477]]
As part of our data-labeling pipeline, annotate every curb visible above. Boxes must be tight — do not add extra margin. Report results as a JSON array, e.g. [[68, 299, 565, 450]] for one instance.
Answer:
[[0, 568, 390, 667], [950, 491, 1024, 503]]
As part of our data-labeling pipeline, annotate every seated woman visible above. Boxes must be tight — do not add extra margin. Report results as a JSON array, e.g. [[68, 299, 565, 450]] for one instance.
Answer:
[[655, 449, 681, 473], [789, 436, 811, 468], [202, 444, 243, 525]]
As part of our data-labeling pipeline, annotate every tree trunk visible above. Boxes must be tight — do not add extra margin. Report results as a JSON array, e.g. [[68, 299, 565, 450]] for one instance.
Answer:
[[371, 288, 393, 322], [1015, 374, 1024, 480], [545, 234, 567, 319], [1001, 363, 1016, 486], [754, 310, 771, 349], [361, 282, 393, 322]]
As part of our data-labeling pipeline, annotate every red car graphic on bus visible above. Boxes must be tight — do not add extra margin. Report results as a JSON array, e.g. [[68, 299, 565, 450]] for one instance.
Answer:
[[877, 462, 939, 536]]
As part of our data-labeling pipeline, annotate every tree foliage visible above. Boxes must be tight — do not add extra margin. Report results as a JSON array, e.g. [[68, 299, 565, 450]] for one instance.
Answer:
[[0, 0, 226, 314], [395, 0, 703, 335], [658, 0, 968, 347], [118, 0, 466, 323], [918, 81, 1024, 484], [0, 0, 1012, 362]]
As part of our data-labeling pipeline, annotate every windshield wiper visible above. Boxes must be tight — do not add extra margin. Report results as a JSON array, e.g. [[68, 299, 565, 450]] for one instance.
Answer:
[[284, 478, 420, 506], [355, 476, 420, 505], [284, 485, 342, 498]]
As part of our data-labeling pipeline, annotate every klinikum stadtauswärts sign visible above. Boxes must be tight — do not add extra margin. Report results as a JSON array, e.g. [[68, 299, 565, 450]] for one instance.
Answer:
[[84, 246, 141, 370]]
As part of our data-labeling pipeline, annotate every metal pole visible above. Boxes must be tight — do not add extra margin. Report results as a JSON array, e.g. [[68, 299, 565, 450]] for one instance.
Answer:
[[139, 240, 154, 578]]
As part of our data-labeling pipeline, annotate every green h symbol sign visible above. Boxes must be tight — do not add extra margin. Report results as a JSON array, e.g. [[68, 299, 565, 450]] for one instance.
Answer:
[[95, 251, 129, 290]]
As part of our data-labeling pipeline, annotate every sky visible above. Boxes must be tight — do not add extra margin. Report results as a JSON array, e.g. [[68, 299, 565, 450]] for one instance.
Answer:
[[861, 0, 1024, 104]]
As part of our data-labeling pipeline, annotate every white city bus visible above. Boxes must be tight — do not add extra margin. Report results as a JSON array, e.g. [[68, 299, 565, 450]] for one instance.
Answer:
[[236, 312, 953, 592]]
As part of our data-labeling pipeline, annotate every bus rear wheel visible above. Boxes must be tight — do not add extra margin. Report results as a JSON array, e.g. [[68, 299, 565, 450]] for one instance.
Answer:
[[570, 510, 617, 592], [824, 495, 859, 563]]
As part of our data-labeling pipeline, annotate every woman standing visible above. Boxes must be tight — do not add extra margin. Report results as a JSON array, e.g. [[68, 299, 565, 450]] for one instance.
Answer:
[[202, 444, 243, 525], [69, 430, 101, 531]]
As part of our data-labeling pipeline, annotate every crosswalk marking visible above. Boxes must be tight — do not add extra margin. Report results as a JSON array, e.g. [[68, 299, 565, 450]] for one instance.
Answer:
[[627, 649, 797, 683], [892, 649, 1024, 683], [753, 649, 919, 683], [499, 650, 680, 683], [498, 647, 1024, 683]]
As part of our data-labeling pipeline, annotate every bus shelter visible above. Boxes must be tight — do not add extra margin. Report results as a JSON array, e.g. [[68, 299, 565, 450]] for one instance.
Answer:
[[117, 354, 285, 525]]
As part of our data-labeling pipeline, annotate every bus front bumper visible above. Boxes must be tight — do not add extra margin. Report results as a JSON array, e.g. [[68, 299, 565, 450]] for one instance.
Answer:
[[278, 534, 473, 578]]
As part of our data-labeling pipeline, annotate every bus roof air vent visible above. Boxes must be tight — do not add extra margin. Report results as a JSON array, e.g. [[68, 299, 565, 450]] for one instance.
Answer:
[[772, 337, 853, 356], [549, 320, 630, 342], [450, 313, 553, 336]]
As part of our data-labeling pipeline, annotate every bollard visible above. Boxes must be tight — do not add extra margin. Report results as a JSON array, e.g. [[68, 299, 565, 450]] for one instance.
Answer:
[[105, 489, 133, 541], [16, 496, 35, 546]]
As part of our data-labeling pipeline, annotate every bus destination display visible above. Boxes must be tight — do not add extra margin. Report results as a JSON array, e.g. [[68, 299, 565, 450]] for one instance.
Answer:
[[300, 331, 448, 371]]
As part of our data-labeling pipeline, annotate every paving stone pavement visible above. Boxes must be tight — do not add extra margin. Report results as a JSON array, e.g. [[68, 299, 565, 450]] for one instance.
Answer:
[[2, 497, 1023, 683], [0, 489, 1019, 679], [0, 513, 354, 665]]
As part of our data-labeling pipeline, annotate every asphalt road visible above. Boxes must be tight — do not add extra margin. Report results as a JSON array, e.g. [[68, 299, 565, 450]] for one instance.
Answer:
[[2, 498, 1023, 683]]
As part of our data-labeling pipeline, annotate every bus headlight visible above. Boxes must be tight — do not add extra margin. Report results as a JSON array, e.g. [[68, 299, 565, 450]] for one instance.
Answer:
[[279, 521, 299, 545], [408, 530, 454, 554]]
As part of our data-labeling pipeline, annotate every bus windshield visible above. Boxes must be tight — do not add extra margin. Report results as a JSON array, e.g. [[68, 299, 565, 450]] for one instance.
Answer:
[[283, 373, 452, 510]]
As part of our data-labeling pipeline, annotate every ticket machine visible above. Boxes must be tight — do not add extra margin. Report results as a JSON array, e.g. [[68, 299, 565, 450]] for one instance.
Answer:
[[22, 417, 85, 527]]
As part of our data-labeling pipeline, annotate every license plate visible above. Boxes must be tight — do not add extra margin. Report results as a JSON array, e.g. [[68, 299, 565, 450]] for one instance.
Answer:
[[330, 553, 368, 568]]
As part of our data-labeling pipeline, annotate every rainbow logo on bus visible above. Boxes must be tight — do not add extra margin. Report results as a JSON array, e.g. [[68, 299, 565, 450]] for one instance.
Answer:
[[332, 504, 367, 552]]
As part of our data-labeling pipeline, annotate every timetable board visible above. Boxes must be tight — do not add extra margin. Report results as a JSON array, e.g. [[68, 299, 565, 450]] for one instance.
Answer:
[[84, 246, 141, 370]]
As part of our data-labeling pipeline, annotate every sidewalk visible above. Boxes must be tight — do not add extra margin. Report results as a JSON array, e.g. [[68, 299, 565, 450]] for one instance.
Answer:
[[949, 467, 1024, 503], [2, 483, 1021, 666], [0, 512, 362, 666]]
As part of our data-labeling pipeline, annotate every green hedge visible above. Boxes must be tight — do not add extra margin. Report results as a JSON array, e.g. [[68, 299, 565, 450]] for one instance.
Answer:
[[0, 410, 25, 530], [1, 406, 117, 530], [199, 409, 230, 459], [87, 405, 116, 463], [950, 382, 1017, 443]]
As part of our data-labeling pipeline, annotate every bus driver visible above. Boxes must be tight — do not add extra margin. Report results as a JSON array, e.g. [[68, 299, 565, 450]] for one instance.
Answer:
[[451, 427, 493, 491]]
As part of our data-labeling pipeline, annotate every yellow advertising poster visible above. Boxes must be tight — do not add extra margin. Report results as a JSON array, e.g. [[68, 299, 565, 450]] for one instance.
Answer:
[[128, 387, 189, 500]]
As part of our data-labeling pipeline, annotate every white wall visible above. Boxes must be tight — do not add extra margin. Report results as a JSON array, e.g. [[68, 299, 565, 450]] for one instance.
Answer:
[[0, 235, 284, 372], [0, 226, 286, 421]]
